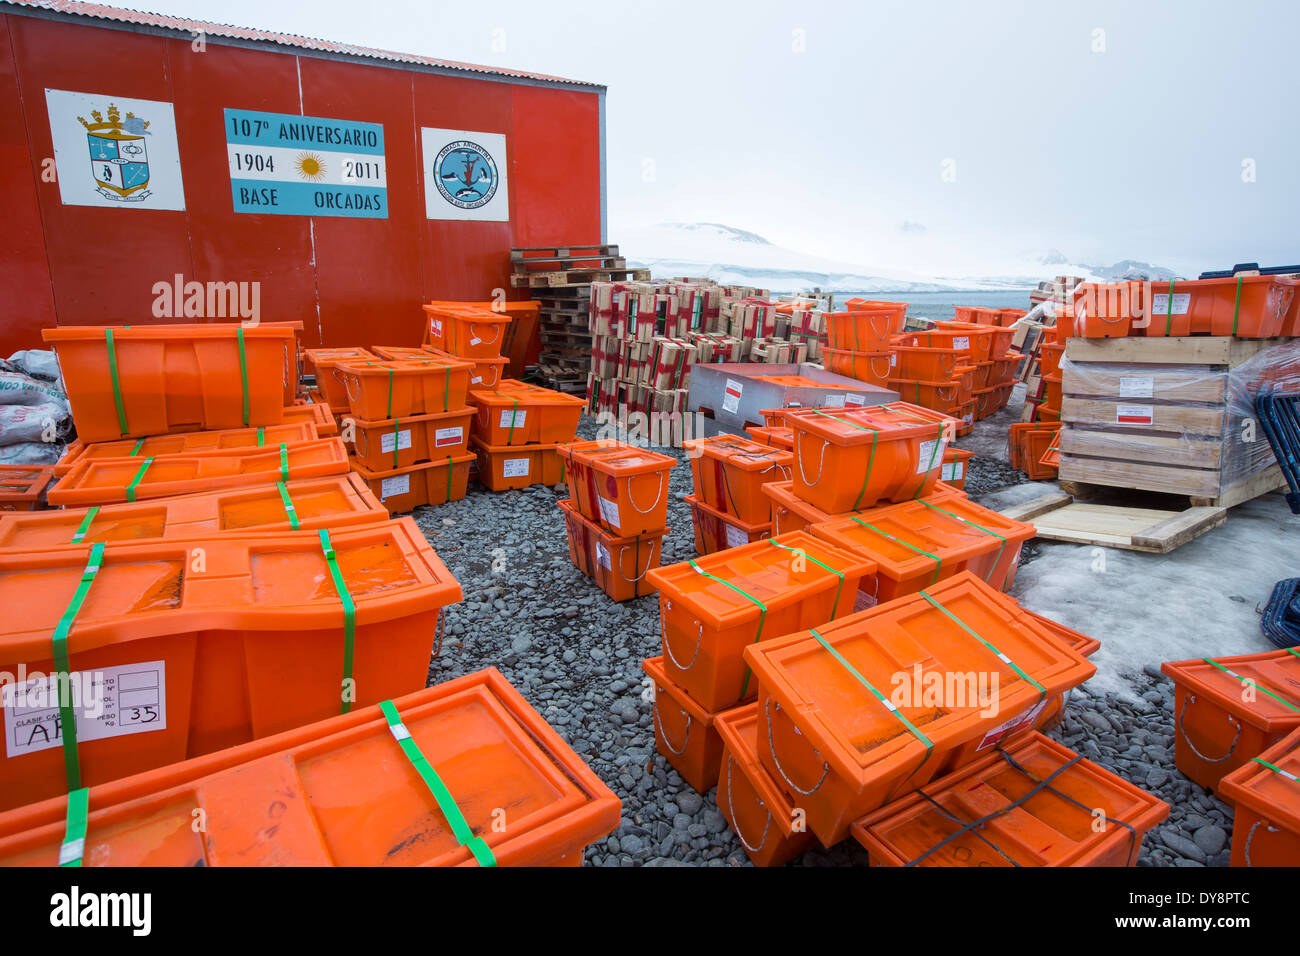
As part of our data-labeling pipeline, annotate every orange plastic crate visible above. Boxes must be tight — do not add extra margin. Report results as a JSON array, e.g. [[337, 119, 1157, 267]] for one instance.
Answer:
[[334, 357, 473, 420], [716, 702, 815, 867], [0, 465, 53, 512], [56, 421, 318, 476], [556, 438, 625, 514], [0, 669, 617, 866], [893, 345, 962, 381], [370, 345, 435, 362], [1161, 649, 1300, 791], [939, 446, 973, 490], [823, 310, 901, 352], [648, 530, 875, 713], [762, 480, 966, 537], [303, 347, 378, 409], [851, 732, 1168, 866], [43, 324, 296, 443], [0, 517, 462, 810], [425, 347, 509, 392], [743, 571, 1096, 845], [685, 493, 771, 554], [567, 444, 675, 535], [683, 434, 792, 526], [809, 494, 1035, 603], [1218, 726, 1300, 867], [0, 473, 387, 551], [47, 439, 350, 507], [349, 407, 473, 471], [821, 348, 895, 387], [468, 379, 585, 446], [786, 402, 956, 513], [744, 425, 795, 451], [352, 453, 474, 512], [283, 401, 338, 437], [888, 377, 963, 413], [561, 502, 665, 602], [471, 437, 565, 491], [421, 305, 512, 359], [643, 655, 727, 793]]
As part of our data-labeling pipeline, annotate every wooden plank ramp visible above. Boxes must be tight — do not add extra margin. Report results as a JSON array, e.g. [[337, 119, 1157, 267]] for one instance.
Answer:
[[1000, 490, 1227, 553]]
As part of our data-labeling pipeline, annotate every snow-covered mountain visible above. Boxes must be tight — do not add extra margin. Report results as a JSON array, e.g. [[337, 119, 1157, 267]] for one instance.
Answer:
[[618, 223, 1175, 292]]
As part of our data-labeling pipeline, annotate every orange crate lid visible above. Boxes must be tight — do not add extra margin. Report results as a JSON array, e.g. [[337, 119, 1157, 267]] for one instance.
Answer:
[[682, 434, 793, 472], [0, 668, 618, 866], [784, 402, 953, 447], [0, 466, 53, 503], [810, 496, 1034, 583], [370, 345, 434, 361], [851, 732, 1168, 866], [742, 571, 1096, 789], [468, 379, 586, 408], [57, 422, 318, 474], [304, 346, 377, 369], [647, 530, 875, 629], [1161, 649, 1300, 733], [581, 445, 677, 479], [684, 492, 771, 535], [1218, 726, 1300, 837]]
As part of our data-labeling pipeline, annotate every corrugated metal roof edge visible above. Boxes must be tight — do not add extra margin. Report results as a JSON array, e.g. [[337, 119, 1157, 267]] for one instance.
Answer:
[[2, 0, 606, 91]]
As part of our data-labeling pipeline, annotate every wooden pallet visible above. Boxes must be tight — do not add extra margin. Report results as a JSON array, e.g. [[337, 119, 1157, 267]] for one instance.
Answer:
[[1000, 490, 1227, 553], [512, 244, 619, 261], [514, 255, 626, 272], [1059, 464, 1287, 509], [510, 268, 651, 289]]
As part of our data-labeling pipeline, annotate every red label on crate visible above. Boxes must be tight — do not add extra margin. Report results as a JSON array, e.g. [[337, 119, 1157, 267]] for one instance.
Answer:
[[975, 699, 1048, 752], [1115, 404, 1154, 425]]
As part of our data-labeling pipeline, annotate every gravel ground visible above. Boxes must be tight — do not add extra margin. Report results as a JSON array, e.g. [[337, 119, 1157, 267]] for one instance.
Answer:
[[410, 410, 1233, 867]]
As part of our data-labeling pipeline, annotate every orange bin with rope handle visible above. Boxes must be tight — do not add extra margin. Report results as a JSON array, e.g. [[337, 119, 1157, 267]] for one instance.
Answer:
[[0, 466, 53, 512], [351, 453, 475, 511], [468, 379, 585, 446], [743, 571, 1096, 846], [809, 493, 1036, 603], [0, 669, 617, 867], [1219, 726, 1300, 867], [715, 702, 815, 866], [303, 347, 378, 410], [334, 356, 473, 420], [0, 473, 387, 551], [785, 402, 957, 513], [643, 656, 728, 793], [421, 305, 513, 359], [850, 732, 1167, 866], [821, 348, 896, 388], [56, 422, 318, 476], [564, 444, 675, 536], [1160, 648, 1300, 791], [893, 345, 962, 381], [647, 530, 875, 713], [686, 494, 771, 554], [745, 425, 795, 452], [43, 324, 296, 443], [556, 438, 623, 514], [561, 501, 665, 602], [824, 310, 903, 352], [683, 434, 792, 526], [0, 517, 462, 811], [887, 377, 963, 413], [424, 347, 509, 392], [349, 408, 473, 472], [762, 480, 966, 536]]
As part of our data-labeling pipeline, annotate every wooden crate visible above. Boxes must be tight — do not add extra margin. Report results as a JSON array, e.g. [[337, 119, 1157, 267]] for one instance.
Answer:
[[1057, 336, 1299, 506]]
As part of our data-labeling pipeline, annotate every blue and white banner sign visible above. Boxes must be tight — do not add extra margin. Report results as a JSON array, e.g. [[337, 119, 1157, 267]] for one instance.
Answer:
[[225, 108, 387, 218]]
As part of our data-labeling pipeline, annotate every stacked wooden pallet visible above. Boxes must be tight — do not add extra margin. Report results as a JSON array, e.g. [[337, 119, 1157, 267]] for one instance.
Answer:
[[510, 244, 646, 394], [1057, 336, 1300, 507]]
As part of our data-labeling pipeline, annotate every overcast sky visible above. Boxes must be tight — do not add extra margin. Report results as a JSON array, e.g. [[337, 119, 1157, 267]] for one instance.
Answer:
[[95, 0, 1299, 276]]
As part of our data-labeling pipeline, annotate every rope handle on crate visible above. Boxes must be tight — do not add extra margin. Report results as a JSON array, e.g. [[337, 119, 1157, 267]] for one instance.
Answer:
[[764, 697, 830, 796], [378, 700, 496, 867], [723, 755, 772, 854], [652, 694, 693, 755], [319, 530, 356, 715]]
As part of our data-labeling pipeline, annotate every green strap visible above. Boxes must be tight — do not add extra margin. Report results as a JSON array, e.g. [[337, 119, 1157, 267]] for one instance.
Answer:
[[1232, 275, 1242, 336], [913, 429, 943, 499], [276, 481, 300, 529], [257, 427, 265, 448], [52, 542, 105, 792], [850, 516, 942, 585], [70, 507, 100, 544], [59, 788, 89, 867], [689, 558, 768, 697], [807, 408, 879, 509], [393, 418, 401, 469], [918, 589, 1046, 696], [237, 327, 250, 427], [768, 539, 845, 614], [1165, 279, 1175, 335], [125, 457, 153, 503], [387, 369, 395, 419], [445, 455, 454, 503], [916, 498, 1007, 585], [809, 628, 933, 748], [280, 443, 289, 482], [319, 530, 356, 714], [378, 700, 496, 866], [1252, 757, 1300, 784], [1202, 657, 1300, 713], [129, 438, 145, 456], [105, 329, 129, 437], [507, 397, 519, 443]]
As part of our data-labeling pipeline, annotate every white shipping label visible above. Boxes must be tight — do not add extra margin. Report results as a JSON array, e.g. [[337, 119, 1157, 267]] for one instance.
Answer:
[[1150, 293, 1191, 315], [596, 541, 612, 570], [853, 588, 878, 612], [722, 378, 743, 414], [502, 458, 530, 478], [916, 438, 947, 474], [889, 353, 898, 367], [380, 428, 413, 453], [1119, 376, 1154, 399], [844, 393, 866, 407], [4, 660, 167, 757], [941, 461, 964, 481], [434, 426, 463, 447], [498, 409, 527, 430], [823, 394, 846, 408], [380, 473, 410, 499], [953, 336, 970, 350], [1116, 404, 1154, 425], [976, 699, 1049, 752], [724, 522, 749, 549], [598, 494, 621, 527], [470, 336, 482, 346]]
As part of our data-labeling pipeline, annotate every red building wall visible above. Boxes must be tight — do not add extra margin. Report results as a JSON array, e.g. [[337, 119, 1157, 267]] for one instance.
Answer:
[[0, 12, 602, 355]]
